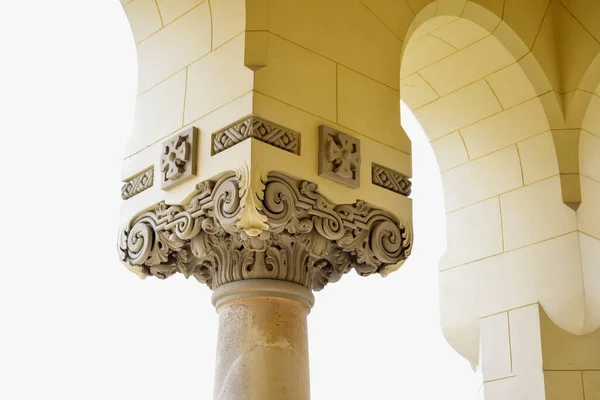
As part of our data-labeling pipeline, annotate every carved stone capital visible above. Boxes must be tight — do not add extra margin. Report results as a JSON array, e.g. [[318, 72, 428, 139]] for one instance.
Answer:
[[118, 171, 412, 291]]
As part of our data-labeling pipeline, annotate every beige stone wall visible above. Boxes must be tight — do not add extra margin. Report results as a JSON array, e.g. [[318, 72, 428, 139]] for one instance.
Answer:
[[121, 0, 252, 158], [120, 0, 413, 156], [478, 304, 600, 399], [252, 0, 410, 153], [119, 0, 413, 230]]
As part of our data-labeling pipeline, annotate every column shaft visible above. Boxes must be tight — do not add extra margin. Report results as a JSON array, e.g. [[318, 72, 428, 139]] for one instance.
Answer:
[[212, 280, 313, 400]]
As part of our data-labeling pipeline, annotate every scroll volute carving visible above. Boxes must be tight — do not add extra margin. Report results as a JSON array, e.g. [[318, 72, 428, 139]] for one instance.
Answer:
[[118, 171, 412, 291]]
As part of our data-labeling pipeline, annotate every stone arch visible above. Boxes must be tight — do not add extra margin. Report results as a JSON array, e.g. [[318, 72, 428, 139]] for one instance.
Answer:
[[576, 63, 600, 334], [398, 1, 594, 367]]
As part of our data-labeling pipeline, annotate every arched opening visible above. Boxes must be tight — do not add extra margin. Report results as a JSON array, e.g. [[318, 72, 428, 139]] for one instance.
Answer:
[[398, 3, 580, 370], [577, 62, 600, 332]]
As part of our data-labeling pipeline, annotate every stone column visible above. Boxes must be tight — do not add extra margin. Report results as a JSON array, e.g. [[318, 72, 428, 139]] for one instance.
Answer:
[[212, 280, 314, 400], [118, 171, 412, 398], [118, 1, 413, 397]]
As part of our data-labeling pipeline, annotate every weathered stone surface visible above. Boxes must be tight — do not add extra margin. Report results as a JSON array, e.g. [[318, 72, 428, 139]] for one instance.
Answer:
[[213, 284, 311, 400]]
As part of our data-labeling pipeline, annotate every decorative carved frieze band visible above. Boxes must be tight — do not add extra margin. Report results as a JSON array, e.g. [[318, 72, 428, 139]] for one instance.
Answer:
[[212, 117, 300, 155], [372, 164, 412, 196], [121, 168, 154, 200], [319, 126, 361, 188], [160, 127, 198, 190], [118, 171, 412, 291]]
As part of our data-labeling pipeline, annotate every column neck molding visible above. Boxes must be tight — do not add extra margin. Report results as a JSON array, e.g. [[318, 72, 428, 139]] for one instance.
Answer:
[[211, 279, 315, 311], [118, 170, 412, 291]]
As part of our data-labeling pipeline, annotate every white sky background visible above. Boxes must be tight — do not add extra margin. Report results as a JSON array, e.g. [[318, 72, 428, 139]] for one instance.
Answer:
[[0, 1, 480, 398]]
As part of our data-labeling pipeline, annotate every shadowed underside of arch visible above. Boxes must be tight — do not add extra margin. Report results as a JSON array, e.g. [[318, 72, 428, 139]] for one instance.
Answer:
[[398, 0, 600, 368]]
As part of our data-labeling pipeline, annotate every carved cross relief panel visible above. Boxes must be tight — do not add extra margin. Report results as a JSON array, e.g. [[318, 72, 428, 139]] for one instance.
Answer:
[[160, 127, 198, 190], [318, 126, 361, 188]]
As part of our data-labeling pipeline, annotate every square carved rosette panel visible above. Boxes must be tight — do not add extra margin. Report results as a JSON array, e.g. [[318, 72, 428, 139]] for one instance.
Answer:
[[119, 113, 413, 291], [160, 127, 198, 190], [318, 126, 361, 188]]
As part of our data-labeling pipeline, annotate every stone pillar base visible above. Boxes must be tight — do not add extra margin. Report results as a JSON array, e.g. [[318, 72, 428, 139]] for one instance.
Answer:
[[212, 280, 314, 400]]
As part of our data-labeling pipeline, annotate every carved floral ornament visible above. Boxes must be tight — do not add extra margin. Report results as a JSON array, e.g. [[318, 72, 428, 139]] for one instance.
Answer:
[[118, 170, 412, 291], [160, 127, 197, 189], [319, 126, 361, 188]]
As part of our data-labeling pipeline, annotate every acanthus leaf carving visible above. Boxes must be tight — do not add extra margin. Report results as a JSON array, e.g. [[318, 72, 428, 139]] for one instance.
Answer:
[[118, 171, 412, 291], [235, 163, 269, 237]]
